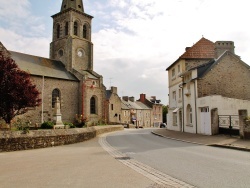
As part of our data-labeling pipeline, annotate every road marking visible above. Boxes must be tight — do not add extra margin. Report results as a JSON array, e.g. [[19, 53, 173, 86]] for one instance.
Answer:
[[99, 134, 195, 188]]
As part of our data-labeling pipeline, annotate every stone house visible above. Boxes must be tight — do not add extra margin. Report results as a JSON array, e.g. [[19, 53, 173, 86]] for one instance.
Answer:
[[166, 37, 250, 135], [121, 101, 131, 125], [121, 95, 162, 127], [105, 87, 122, 124], [0, 0, 110, 126], [137, 94, 163, 127]]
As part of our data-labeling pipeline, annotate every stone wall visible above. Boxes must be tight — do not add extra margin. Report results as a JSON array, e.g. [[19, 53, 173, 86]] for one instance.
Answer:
[[198, 53, 250, 100], [15, 75, 79, 126], [0, 125, 123, 152]]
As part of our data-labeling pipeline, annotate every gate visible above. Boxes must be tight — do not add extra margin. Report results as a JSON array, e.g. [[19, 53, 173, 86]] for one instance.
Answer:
[[218, 115, 239, 135]]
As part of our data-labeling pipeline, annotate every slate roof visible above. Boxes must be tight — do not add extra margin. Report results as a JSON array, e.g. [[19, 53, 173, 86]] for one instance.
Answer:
[[10, 51, 78, 81], [166, 37, 215, 70], [122, 100, 142, 110], [135, 101, 151, 109], [106, 90, 112, 100]]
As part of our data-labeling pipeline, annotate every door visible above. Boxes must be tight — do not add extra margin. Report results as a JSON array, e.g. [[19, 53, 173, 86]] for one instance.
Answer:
[[200, 107, 211, 135]]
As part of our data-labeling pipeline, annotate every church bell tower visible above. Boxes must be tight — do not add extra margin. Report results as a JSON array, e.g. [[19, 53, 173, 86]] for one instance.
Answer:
[[50, 0, 93, 72]]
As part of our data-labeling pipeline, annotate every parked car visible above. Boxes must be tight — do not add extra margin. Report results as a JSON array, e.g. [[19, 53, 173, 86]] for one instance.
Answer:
[[160, 123, 166, 128]]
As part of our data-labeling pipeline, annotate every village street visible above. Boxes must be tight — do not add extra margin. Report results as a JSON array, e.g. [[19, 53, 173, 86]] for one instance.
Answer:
[[0, 128, 250, 188]]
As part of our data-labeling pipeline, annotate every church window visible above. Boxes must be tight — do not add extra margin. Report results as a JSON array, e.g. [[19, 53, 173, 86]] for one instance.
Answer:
[[52, 89, 60, 108], [56, 24, 60, 39], [74, 21, 78, 36], [65, 22, 68, 36], [83, 25, 87, 39], [90, 97, 96, 114], [78, 5, 82, 8]]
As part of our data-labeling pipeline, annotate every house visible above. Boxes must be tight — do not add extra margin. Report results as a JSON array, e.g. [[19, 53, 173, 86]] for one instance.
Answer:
[[166, 37, 250, 135], [121, 97, 143, 127], [105, 87, 122, 124], [137, 94, 163, 127], [120, 94, 162, 127]]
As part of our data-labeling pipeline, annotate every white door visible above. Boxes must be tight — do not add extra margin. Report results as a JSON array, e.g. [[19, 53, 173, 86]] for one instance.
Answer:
[[200, 107, 211, 135]]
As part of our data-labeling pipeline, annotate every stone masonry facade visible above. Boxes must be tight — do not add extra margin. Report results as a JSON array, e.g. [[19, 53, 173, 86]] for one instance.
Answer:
[[198, 52, 250, 100], [17, 76, 79, 125]]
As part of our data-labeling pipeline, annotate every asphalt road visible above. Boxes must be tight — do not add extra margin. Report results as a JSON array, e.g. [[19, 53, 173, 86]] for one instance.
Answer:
[[105, 129, 250, 188]]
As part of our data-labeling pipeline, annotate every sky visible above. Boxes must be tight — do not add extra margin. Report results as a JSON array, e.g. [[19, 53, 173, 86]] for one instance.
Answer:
[[1, 0, 250, 105]]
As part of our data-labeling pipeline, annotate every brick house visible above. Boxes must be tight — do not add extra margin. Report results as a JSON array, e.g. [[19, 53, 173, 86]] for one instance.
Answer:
[[166, 37, 250, 135]]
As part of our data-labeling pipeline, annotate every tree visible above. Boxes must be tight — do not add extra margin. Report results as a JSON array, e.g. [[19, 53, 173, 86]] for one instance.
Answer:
[[162, 105, 168, 123], [0, 52, 41, 128]]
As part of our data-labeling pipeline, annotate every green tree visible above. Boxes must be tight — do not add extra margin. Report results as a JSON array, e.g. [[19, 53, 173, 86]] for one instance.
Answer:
[[0, 52, 41, 128], [162, 105, 168, 123]]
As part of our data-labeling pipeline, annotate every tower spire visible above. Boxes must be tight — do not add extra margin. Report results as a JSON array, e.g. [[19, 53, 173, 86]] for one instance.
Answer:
[[61, 0, 84, 13]]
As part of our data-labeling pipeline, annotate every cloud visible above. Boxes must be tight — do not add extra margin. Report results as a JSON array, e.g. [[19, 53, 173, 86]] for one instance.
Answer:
[[0, 0, 46, 37], [92, 0, 250, 105], [0, 28, 50, 58], [1, 0, 250, 105]]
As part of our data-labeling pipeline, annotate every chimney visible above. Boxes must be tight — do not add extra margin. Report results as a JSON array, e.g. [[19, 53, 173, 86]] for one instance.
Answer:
[[122, 96, 128, 102], [111, 86, 117, 94], [139, 93, 146, 102], [185, 47, 191, 51], [129, 97, 135, 102], [215, 41, 235, 59]]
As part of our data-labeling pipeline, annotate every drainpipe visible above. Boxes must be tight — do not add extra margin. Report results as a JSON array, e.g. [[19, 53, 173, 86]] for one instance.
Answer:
[[179, 76, 185, 132], [41, 75, 44, 123], [182, 84, 185, 132], [192, 79, 198, 134], [82, 82, 85, 118]]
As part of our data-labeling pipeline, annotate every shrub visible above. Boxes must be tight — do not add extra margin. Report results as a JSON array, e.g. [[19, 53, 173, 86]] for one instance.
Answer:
[[40, 121, 54, 129], [74, 114, 87, 128], [64, 122, 75, 128], [13, 118, 31, 134]]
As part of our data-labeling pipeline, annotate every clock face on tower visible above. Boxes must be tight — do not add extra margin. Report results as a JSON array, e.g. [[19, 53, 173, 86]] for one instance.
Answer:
[[77, 50, 83, 57]]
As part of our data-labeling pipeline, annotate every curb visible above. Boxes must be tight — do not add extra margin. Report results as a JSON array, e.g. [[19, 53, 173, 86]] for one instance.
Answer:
[[151, 131, 250, 152], [207, 144, 250, 152], [151, 131, 204, 146]]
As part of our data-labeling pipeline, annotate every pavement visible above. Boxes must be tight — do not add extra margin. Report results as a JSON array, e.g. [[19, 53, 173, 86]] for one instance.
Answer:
[[151, 128, 250, 152]]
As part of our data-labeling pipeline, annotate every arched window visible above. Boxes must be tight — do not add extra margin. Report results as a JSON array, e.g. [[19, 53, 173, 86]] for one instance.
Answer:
[[56, 24, 60, 39], [186, 104, 192, 125], [74, 21, 78, 36], [83, 25, 87, 39], [52, 89, 60, 108], [65, 22, 68, 36], [90, 97, 96, 114]]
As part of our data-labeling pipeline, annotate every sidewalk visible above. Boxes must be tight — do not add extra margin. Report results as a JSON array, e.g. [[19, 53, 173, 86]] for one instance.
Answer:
[[152, 128, 250, 152]]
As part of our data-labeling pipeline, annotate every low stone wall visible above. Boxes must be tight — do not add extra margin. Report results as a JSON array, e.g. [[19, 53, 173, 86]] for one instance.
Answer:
[[0, 125, 123, 152]]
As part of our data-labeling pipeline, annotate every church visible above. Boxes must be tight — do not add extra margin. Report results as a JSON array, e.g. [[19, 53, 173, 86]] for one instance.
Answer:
[[0, 0, 108, 126]]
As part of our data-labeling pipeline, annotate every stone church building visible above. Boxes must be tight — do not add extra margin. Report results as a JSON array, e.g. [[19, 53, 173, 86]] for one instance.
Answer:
[[0, 0, 108, 126]]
